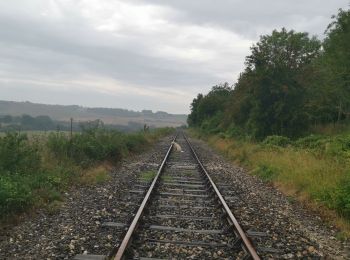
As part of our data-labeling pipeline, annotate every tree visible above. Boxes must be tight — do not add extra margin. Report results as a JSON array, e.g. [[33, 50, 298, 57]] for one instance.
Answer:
[[35, 115, 55, 130], [1, 115, 12, 123], [231, 28, 321, 138], [20, 114, 35, 127], [188, 7, 350, 138], [187, 93, 203, 127], [246, 28, 321, 71], [187, 83, 232, 129], [322, 8, 350, 122]]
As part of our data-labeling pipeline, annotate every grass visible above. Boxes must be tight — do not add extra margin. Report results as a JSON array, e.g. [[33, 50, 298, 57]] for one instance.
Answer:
[[189, 129, 350, 239], [79, 165, 111, 185], [139, 171, 156, 182], [162, 175, 173, 182], [0, 127, 174, 224]]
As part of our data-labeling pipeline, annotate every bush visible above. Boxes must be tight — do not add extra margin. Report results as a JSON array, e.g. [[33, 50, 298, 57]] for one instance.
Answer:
[[263, 135, 291, 147], [294, 134, 328, 149], [294, 134, 350, 158], [321, 173, 350, 218], [252, 163, 278, 181], [0, 127, 173, 220], [47, 129, 130, 167], [225, 123, 245, 139], [0, 174, 33, 214], [124, 133, 148, 153], [334, 174, 350, 218], [0, 133, 41, 174], [200, 113, 224, 135], [47, 128, 158, 167]]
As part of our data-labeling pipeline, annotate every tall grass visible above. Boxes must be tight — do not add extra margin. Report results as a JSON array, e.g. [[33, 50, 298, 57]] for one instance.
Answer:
[[189, 129, 350, 238], [0, 127, 174, 221]]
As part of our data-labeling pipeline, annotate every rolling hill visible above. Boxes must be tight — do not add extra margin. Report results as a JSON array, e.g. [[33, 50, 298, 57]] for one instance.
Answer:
[[0, 100, 187, 128]]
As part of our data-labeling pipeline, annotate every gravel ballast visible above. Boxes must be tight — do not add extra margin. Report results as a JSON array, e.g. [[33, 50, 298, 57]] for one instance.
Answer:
[[188, 136, 350, 259], [0, 134, 349, 259]]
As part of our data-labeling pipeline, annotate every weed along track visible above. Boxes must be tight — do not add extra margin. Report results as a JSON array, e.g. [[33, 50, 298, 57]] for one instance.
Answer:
[[74, 133, 261, 259]]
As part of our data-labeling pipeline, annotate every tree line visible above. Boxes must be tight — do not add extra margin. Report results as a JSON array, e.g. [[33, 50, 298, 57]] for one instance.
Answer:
[[0, 114, 151, 132], [188, 8, 350, 139]]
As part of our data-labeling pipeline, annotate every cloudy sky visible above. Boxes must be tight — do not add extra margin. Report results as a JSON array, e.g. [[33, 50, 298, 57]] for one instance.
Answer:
[[0, 1, 348, 114]]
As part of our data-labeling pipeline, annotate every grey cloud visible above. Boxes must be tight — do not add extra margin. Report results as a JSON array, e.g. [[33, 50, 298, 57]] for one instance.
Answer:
[[135, 0, 349, 38], [0, 10, 218, 88], [0, 0, 348, 113]]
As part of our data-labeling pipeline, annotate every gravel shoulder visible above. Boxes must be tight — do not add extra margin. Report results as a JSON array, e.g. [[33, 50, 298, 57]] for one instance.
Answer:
[[189, 137, 350, 259]]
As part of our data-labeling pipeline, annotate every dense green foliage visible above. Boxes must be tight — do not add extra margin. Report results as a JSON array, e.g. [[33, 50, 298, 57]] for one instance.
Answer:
[[188, 83, 232, 134], [188, 8, 350, 140], [0, 127, 173, 219]]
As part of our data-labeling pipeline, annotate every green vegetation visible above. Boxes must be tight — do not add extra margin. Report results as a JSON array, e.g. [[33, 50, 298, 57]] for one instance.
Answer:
[[187, 7, 350, 236], [188, 8, 350, 139], [139, 171, 157, 182], [0, 127, 173, 222], [191, 131, 350, 237]]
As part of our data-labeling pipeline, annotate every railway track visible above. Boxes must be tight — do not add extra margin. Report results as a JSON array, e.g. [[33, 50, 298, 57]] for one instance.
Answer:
[[75, 133, 260, 259]]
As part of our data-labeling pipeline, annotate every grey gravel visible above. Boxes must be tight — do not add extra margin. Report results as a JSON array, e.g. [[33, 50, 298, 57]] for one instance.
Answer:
[[188, 136, 350, 259], [1, 134, 349, 259]]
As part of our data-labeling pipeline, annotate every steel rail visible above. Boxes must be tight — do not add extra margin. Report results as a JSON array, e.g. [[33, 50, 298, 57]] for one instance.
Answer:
[[183, 133, 260, 260], [113, 133, 178, 260]]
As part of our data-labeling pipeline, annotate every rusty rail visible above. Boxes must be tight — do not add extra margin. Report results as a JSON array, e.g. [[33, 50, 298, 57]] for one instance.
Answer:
[[183, 133, 260, 260], [113, 134, 177, 260], [112, 132, 259, 259]]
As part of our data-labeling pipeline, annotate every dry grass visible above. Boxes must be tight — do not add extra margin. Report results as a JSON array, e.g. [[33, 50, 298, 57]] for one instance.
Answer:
[[79, 164, 112, 185], [197, 134, 350, 239]]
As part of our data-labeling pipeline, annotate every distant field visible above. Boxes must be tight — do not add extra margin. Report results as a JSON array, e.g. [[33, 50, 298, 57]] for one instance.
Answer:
[[0, 130, 70, 138], [0, 100, 187, 127]]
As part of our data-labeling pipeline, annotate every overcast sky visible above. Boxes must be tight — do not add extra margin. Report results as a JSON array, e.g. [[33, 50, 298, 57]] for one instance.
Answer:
[[0, 1, 348, 114]]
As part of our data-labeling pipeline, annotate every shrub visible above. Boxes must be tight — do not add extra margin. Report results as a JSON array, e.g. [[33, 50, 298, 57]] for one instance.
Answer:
[[0, 174, 33, 215], [262, 135, 291, 147], [225, 123, 245, 139], [328, 173, 350, 218], [47, 129, 130, 167], [0, 132, 41, 174], [317, 172, 350, 219], [0, 127, 172, 220], [294, 134, 350, 158], [252, 163, 278, 181], [294, 134, 328, 149], [124, 133, 148, 153]]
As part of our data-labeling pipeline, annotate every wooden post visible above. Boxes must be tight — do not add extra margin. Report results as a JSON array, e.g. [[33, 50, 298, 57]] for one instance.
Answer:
[[70, 118, 73, 139]]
